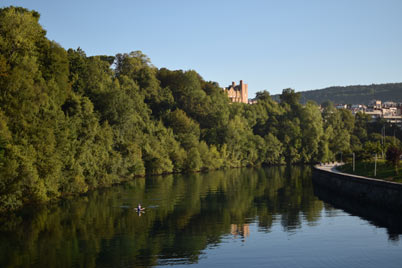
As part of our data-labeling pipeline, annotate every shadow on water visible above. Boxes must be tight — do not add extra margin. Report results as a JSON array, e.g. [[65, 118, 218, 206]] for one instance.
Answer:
[[312, 181, 402, 241]]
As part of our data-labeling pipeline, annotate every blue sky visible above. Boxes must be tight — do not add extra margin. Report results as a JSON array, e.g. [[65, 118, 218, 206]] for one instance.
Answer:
[[2, 0, 402, 97]]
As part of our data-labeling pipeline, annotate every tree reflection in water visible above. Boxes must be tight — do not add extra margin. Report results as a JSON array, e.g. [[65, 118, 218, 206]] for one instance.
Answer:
[[313, 181, 402, 242], [0, 166, 329, 267]]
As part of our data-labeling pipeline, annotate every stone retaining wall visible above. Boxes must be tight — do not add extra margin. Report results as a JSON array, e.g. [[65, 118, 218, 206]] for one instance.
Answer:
[[312, 165, 402, 211]]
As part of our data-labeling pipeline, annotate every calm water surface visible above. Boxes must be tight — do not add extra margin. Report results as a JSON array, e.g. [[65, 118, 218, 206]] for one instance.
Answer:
[[1, 166, 401, 267]]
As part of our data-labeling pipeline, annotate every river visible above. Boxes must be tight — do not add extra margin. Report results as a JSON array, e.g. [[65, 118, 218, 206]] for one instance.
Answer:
[[1, 166, 401, 267]]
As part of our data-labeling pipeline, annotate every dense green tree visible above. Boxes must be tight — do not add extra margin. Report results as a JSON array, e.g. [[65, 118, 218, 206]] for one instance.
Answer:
[[299, 102, 324, 163], [280, 88, 301, 109], [251, 91, 283, 137], [116, 52, 174, 118], [338, 108, 355, 134], [165, 109, 200, 149], [322, 105, 351, 160], [386, 146, 402, 173], [278, 89, 303, 163], [353, 112, 371, 142]]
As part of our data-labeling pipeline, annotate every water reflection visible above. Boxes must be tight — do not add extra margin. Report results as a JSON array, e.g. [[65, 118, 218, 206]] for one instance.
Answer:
[[0, 166, 396, 267], [313, 181, 402, 241]]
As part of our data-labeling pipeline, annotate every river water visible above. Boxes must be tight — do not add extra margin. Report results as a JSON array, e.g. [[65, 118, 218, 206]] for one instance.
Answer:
[[1, 166, 401, 267]]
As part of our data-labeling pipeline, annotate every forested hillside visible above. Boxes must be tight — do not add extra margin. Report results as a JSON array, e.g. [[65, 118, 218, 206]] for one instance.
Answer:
[[0, 7, 401, 213], [273, 83, 402, 105]]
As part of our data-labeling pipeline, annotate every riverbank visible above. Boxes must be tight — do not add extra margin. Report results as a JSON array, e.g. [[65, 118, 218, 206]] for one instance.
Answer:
[[337, 160, 402, 183], [312, 163, 402, 211]]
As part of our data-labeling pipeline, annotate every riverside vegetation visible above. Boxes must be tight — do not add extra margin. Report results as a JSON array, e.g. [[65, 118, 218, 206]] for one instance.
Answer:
[[0, 6, 401, 213]]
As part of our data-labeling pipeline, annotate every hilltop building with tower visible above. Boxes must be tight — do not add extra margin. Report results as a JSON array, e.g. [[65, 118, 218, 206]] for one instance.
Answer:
[[224, 80, 248, 104]]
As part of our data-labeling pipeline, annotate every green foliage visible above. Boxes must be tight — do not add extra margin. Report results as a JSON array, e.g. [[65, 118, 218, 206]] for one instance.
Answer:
[[386, 146, 402, 170], [165, 109, 200, 150], [338, 160, 402, 182], [299, 102, 324, 163]]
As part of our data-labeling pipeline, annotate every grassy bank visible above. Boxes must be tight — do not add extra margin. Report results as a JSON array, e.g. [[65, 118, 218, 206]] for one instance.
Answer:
[[337, 160, 402, 183]]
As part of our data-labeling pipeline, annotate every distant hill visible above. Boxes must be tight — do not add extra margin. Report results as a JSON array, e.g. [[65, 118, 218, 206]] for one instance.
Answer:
[[272, 83, 402, 105]]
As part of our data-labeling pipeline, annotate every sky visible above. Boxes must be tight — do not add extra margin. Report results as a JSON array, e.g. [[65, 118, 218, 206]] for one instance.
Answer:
[[2, 0, 402, 97]]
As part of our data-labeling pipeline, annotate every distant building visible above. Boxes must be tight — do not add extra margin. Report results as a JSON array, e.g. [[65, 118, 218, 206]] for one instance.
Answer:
[[350, 104, 366, 114], [383, 101, 397, 108], [336, 104, 347, 109], [351, 104, 364, 109], [370, 100, 382, 109], [382, 107, 398, 116], [383, 116, 402, 128], [248, 98, 257, 104], [364, 110, 382, 119], [224, 80, 248, 104], [321, 99, 402, 128]]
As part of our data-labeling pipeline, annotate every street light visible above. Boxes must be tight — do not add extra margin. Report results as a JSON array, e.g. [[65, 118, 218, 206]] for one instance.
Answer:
[[382, 125, 385, 159]]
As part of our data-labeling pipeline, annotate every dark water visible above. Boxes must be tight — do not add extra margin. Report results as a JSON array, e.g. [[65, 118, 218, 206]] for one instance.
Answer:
[[1, 166, 402, 268]]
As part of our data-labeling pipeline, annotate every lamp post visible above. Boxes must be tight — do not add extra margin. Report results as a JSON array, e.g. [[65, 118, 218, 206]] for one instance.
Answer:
[[382, 125, 385, 159], [374, 153, 377, 177], [353, 152, 355, 172]]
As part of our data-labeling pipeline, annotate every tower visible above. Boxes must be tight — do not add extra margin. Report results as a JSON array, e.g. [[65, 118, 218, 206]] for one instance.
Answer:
[[224, 80, 248, 103]]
